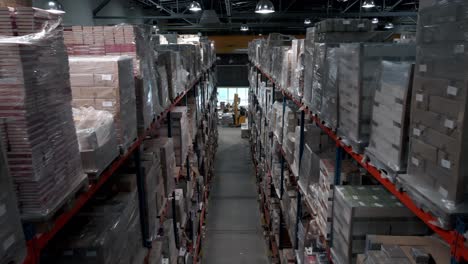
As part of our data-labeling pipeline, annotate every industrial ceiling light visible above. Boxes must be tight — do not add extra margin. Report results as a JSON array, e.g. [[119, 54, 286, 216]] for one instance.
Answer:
[[362, 0, 375, 8], [188, 1, 202, 12], [45, 0, 65, 14], [240, 24, 249, 31], [371, 18, 379, 24], [255, 0, 275, 14], [304, 18, 312, 25], [385, 22, 394, 29]]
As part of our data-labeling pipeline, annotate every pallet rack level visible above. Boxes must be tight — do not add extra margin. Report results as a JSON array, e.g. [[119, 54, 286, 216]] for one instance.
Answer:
[[251, 63, 468, 264], [22, 64, 216, 264]]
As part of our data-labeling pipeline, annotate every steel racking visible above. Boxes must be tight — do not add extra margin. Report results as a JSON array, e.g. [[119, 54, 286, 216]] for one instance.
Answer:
[[22, 64, 217, 264], [249, 63, 468, 264]]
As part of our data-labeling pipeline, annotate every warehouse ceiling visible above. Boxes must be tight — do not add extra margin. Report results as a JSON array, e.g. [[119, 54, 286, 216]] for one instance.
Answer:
[[95, 0, 419, 34]]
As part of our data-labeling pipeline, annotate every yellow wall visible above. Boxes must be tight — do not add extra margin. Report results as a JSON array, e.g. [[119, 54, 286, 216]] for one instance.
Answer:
[[209, 34, 305, 54]]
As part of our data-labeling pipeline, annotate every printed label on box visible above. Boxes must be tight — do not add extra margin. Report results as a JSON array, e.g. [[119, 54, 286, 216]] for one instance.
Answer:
[[441, 159, 451, 169], [101, 74, 112, 81], [411, 157, 419, 166], [444, 119, 455, 129], [3, 234, 15, 250], [413, 128, 421, 136], [352, 195, 358, 200], [343, 20, 351, 24], [374, 203, 383, 207], [358, 201, 366, 206], [102, 101, 113, 107], [415, 93, 424, 102], [419, 64, 427, 72], [0, 204, 5, 217], [438, 186, 448, 198], [358, 23, 365, 28], [454, 44, 465, 54], [447, 85, 458, 96]]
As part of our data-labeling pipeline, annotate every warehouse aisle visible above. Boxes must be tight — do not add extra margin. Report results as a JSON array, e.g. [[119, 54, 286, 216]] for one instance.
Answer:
[[203, 127, 269, 264]]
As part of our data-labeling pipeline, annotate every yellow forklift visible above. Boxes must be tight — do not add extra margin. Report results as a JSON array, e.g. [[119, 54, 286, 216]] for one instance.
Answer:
[[233, 93, 246, 127]]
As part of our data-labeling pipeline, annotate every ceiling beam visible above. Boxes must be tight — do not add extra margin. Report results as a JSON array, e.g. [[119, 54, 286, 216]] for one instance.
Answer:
[[94, 11, 417, 20]]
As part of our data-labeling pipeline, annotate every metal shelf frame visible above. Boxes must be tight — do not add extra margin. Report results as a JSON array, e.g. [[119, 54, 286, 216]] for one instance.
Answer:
[[251, 63, 468, 263], [22, 64, 216, 264]]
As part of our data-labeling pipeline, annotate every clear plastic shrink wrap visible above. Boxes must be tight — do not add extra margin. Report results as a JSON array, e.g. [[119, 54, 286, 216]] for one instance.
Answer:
[[63, 24, 162, 132], [318, 44, 339, 129], [337, 43, 415, 152], [0, 131, 26, 264], [72, 107, 119, 176], [0, 7, 86, 220], [309, 43, 326, 114], [397, 0, 468, 228], [290, 39, 305, 99], [45, 188, 141, 264], [365, 61, 414, 175], [68, 55, 138, 151], [133, 25, 162, 132]]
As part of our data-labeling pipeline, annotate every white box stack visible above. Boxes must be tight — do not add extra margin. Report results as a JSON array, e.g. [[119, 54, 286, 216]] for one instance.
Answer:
[[0, 7, 86, 220], [337, 43, 415, 152], [366, 61, 414, 177], [331, 186, 429, 264], [398, 0, 468, 227]]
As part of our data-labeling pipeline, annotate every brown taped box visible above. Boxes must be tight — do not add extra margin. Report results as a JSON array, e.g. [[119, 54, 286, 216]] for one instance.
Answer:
[[71, 87, 118, 100]]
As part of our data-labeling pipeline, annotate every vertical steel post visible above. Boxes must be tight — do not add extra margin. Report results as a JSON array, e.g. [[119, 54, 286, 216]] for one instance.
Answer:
[[279, 96, 287, 199], [186, 155, 191, 182], [172, 190, 179, 248], [295, 109, 305, 249], [295, 190, 301, 249], [329, 146, 343, 247], [272, 82, 276, 103], [134, 146, 151, 248], [167, 111, 172, 138], [299, 110, 305, 169], [280, 155, 285, 199], [334, 147, 342, 185]]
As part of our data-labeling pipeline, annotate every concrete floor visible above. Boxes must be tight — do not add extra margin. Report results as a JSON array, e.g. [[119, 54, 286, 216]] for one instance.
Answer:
[[203, 127, 269, 264]]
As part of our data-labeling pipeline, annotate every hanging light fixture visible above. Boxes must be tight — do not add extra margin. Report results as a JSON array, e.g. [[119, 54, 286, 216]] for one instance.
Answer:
[[385, 22, 394, 29], [188, 1, 202, 12], [240, 24, 249, 31], [362, 0, 375, 8], [45, 0, 65, 14], [304, 18, 312, 25], [371, 18, 379, 24], [255, 0, 275, 14]]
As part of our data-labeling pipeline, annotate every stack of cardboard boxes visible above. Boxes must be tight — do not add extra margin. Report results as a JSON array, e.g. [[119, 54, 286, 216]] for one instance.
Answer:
[[72, 107, 119, 178], [0, 7, 86, 220], [331, 186, 429, 264], [69, 56, 138, 151], [398, 0, 468, 226], [337, 43, 415, 152], [365, 61, 414, 177], [0, 136, 26, 264], [358, 235, 450, 264]]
